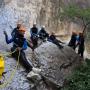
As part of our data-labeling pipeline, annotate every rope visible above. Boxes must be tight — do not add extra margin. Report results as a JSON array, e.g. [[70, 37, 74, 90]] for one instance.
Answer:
[[0, 49, 17, 57], [0, 49, 20, 89]]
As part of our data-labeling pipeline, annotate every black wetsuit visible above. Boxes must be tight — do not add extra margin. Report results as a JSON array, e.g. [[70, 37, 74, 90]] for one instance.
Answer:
[[5, 33, 33, 72], [30, 27, 38, 49], [48, 35, 63, 49], [78, 36, 85, 57], [68, 34, 77, 50], [39, 29, 49, 41]]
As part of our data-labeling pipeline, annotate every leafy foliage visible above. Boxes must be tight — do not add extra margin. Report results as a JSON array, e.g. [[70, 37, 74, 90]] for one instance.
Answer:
[[61, 59, 90, 90], [60, 5, 90, 39], [60, 5, 90, 24]]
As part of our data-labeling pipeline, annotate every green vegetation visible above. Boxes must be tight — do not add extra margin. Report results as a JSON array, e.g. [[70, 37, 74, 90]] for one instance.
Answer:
[[59, 6, 90, 89], [62, 59, 90, 90], [60, 5, 90, 33]]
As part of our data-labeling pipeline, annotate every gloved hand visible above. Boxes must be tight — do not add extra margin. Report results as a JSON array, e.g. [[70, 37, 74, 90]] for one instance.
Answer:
[[3, 31, 7, 36], [16, 47, 22, 51]]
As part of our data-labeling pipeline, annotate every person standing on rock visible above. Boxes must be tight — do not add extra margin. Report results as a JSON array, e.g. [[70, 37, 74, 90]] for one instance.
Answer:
[[4, 26, 41, 78], [11, 23, 22, 38], [38, 26, 49, 42], [78, 32, 85, 58], [48, 32, 64, 49], [30, 23, 38, 50], [68, 32, 77, 50]]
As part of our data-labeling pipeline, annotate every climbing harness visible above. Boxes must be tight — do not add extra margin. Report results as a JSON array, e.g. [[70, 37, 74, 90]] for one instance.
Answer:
[[0, 49, 20, 89]]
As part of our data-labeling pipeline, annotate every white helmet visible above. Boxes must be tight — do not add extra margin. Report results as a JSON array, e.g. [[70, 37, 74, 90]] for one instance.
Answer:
[[33, 22, 36, 25], [33, 23, 37, 27], [42, 25, 45, 29]]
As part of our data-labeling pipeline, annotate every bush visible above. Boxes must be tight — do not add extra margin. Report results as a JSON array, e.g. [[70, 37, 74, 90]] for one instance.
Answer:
[[62, 59, 90, 90]]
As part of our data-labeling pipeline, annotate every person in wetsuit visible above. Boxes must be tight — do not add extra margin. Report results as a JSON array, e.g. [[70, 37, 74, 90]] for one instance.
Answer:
[[4, 26, 41, 78], [48, 32, 63, 49], [68, 32, 77, 50], [38, 26, 49, 42], [78, 32, 85, 58], [30, 23, 38, 50]]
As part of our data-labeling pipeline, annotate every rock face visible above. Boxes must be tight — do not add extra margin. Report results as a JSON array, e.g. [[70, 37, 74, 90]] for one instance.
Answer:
[[0, 0, 90, 35]]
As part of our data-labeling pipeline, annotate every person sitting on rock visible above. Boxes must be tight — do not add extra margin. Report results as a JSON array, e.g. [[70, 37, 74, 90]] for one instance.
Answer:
[[4, 26, 41, 78], [30, 23, 38, 50], [11, 23, 34, 52], [38, 26, 49, 42], [68, 32, 77, 50], [11, 23, 22, 38], [48, 32, 64, 49], [78, 32, 85, 58]]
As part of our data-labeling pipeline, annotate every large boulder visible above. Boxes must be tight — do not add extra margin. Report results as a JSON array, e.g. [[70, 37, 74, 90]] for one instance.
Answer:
[[34, 42, 82, 89], [0, 41, 82, 90]]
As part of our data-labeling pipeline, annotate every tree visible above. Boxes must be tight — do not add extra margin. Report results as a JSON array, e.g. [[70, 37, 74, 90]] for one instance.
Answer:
[[60, 5, 90, 34]]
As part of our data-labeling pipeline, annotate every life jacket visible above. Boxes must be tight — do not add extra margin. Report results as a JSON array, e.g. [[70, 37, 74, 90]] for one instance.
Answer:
[[39, 29, 47, 36], [68, 35, 76, 46], [31, 27, 38, 34], [13, 34, 26, 48], [11, 28, 19, 38]]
